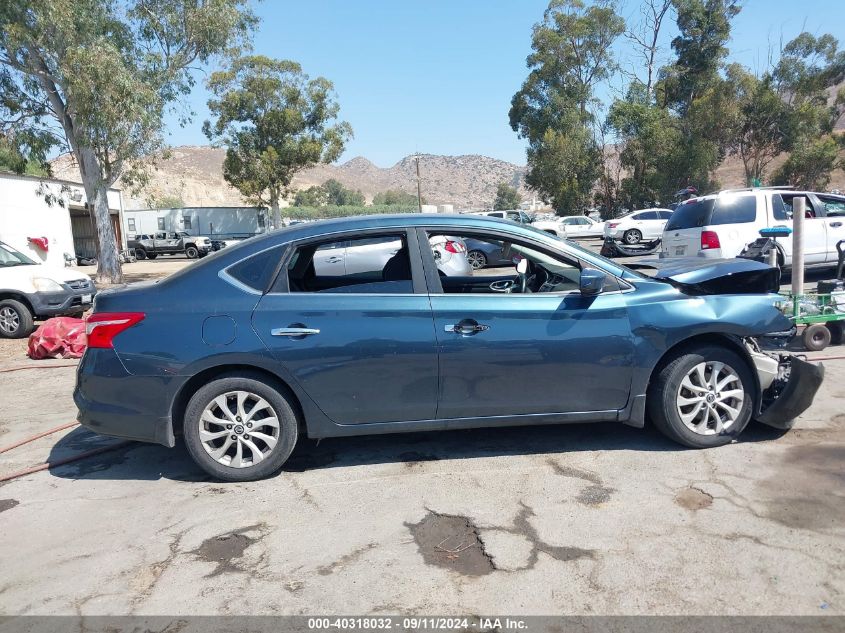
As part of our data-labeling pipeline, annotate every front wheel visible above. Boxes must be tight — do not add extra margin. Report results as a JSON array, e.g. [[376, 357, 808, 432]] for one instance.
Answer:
[[185, 246, 199, 259], [183, 374, 299, 481], [135, 248, 147, 260], [623, 229, 642, 245], [0, 299, 34, 339], [648, 346, 755, 448]]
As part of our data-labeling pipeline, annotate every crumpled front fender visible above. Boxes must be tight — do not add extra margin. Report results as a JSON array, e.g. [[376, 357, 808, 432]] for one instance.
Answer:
[[755, 357, 825, 430]]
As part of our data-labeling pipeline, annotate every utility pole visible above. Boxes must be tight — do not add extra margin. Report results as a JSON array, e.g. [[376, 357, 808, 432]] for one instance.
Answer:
[[414, 154, 423, 212]]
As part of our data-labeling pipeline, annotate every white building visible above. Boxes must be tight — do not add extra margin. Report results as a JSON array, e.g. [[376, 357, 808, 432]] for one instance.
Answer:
[[0, 171, 125, 267], [123, 206, 268, 240]]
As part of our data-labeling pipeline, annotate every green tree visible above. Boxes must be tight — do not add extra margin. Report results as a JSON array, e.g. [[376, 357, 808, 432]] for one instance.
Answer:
[[771, 32, 845, 189], [204, 56, 352, 228], [0, 0, 254, 282], [493, 182, 521, 210], [293, 185, 328, 207], [372, 190, 420, 206], [323, 179, 364, 206], [510, 0, 624, 215]]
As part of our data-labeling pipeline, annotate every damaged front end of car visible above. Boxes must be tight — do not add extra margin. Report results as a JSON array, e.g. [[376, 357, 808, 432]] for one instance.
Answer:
[[744, 337, 825, 430]]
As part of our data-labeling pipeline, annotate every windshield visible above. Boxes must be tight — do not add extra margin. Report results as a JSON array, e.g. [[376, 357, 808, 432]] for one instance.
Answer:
[[0, 242, 37, 267]]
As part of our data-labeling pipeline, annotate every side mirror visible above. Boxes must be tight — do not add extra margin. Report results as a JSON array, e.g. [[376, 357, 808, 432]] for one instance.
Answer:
[[516, 258, 528, 275], [580, 268, 606, 296]]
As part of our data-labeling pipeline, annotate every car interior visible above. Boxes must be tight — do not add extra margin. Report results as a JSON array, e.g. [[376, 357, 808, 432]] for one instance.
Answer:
[[287, 233, 413, 294], [426, 232, 585, 294]]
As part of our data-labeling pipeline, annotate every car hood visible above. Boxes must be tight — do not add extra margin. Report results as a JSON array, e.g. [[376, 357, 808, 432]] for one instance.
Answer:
[[631, 257, 779, 295], [0, 263, 91, 286]]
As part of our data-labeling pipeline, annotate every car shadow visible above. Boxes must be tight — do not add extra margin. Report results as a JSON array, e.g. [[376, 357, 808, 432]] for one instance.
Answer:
[[45, 418, 791, 483]]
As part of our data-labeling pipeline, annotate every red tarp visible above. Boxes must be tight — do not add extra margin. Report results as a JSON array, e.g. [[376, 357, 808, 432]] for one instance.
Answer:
[[27, 317, 87, 359]]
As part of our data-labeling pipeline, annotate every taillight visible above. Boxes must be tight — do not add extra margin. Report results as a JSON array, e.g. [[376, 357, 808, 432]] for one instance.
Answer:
[[607, 222, 619, 228], [444, 240, 466, 253], [701, 231, 721, 250], [85, 312, 145, 348]]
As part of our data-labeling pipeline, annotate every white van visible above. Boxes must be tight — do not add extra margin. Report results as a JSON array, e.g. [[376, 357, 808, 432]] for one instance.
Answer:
[[0, 241, 95, 338], [660, 188, 845, 268]]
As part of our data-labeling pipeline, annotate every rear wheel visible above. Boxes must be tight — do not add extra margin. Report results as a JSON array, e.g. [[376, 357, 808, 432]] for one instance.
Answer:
[[0, 299, 34, 339], [185, 245, 199, 259], [623, 229, 642, 245], [648, 345, 755, 448], [803, 324, 831, 351], [467, 250, 487, 270], [183, 374, 299, 481]]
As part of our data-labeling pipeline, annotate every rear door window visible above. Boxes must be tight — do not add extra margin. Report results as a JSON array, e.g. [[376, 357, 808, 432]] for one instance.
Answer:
[[817, 195, 845, 217], [709, 195, 758, 225], [665, 200, 715, 230], [637, 211, 659, 220]]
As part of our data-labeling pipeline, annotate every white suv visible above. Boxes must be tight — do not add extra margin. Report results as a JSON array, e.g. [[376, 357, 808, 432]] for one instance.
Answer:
[[660, 188, 845, 268]]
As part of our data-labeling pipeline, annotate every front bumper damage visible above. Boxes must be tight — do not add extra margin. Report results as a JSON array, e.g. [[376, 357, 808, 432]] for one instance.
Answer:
[[746, 340, 825, 430]]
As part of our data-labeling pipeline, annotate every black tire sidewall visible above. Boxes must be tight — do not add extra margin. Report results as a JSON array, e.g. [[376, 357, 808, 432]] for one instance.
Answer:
[[804, 324, 831, 351], [183, 374, 299, 481], [135, 249, 147, 260], [0, 299, 34, 339], [649, 346, 755, 448], [185, 246, 198, 259]]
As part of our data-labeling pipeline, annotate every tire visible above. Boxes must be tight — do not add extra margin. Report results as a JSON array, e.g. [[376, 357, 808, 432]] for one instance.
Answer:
[[183, 373, 299, 482], [623, 229, 642, 245], [135, 248, 147, 260], [803, 323, 831, 351], [826, 322, 844, 346], [647, 345, 755, 448], [467, 250, 487, 270], [185, 246, 199, 259], [0, 299, 35, 339]]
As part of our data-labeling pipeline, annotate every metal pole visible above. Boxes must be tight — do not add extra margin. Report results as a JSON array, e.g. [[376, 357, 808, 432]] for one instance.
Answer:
[[792, 196, 806, 317], [415, 155, 423, 213]]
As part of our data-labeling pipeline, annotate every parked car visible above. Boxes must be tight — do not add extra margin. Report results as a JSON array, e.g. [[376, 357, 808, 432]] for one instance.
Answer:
[[660, 188, 845, 268], [128, 232, 212, 260], [604, 209, 673, 244], [313, 235, 471, 277], [463, 237, 516, 269], [0, 240, 95, 338], [533, 215, 605, 238], [477, 210, 535, 224], [75, 214, 824, 481]]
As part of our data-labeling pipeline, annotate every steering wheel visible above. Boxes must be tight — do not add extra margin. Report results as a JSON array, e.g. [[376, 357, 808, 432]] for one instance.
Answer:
[[489, 279, 515, 293]]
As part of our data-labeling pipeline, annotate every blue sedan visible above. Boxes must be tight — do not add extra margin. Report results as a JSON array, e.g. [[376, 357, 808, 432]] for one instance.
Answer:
[[75, 214, 823, 481]]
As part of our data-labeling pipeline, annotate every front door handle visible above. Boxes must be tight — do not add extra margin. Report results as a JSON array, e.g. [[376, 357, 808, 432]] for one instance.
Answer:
[[324, 256, 343, 263], [445, 319, 490, 335], [830, 222, 843, 228], [271, 327, 320, 337]]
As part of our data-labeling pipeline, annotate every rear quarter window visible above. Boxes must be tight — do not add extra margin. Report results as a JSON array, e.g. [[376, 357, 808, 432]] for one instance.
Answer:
[[226, 246, 285, 292]]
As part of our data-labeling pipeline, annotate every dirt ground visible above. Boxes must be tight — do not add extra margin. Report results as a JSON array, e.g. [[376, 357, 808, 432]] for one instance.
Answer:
[[0, 241, 843, 616]]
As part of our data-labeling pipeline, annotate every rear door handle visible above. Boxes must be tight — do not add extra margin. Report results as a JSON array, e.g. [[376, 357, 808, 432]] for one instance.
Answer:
[[445, 319, 490, 335], [830, 222, 843, 228], [271, 327, 320, 337]]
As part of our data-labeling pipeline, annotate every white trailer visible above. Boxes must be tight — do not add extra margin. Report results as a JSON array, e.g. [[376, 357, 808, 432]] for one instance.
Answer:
[[123, 207, 268, 241], [0, 172, 124, 267]]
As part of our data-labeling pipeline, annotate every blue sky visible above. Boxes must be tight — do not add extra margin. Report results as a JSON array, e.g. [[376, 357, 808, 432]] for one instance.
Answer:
[[165, 0, 845, 167]]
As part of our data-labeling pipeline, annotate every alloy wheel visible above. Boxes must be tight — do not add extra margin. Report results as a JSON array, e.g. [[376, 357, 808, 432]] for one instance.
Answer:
[[467, 250, 486, 270], [199, 390, 281, 468], [0, 307, 20, 335], [676, 361, 745, 435]]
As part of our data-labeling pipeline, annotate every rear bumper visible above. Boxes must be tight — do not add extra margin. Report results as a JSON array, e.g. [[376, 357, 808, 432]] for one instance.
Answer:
[[74, 348, 178, 447]]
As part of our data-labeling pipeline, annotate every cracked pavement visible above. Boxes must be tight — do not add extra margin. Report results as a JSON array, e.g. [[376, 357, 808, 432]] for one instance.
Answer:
[[0, 354, 842, 616]]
